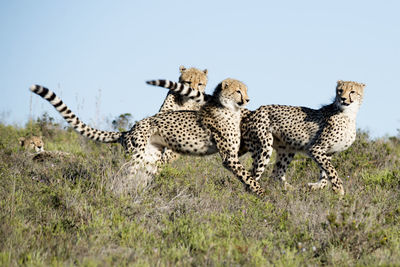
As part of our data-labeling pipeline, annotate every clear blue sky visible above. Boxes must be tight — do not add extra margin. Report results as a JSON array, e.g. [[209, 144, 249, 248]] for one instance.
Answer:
[[1, 0, 399, 138]]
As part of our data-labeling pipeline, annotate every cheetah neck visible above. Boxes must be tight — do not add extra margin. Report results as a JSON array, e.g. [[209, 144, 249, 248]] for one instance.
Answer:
[[219, 96, 241, 113], [336, 101, 361, 121]]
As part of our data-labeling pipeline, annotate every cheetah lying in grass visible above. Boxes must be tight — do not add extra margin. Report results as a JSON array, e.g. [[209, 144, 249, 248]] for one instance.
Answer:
[[19, 135, 71, 161], [19, 136, 44, 152], [30, 79, 264, 196], [149, 79, 365, 195]]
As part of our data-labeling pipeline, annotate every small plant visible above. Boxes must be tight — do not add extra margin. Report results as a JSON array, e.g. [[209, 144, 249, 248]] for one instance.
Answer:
[[28, 112, 61, 138], [111, 113, 134, 132]]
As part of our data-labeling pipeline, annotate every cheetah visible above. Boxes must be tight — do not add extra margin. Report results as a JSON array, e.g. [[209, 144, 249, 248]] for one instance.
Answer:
[[18, 135, 72, 161], [159, 66, 208, 112], [241, 80, 365, 194], [30, 79, 264, 196], [149, 79, 366, 195], [31, 150, 72, 162], [158, 66, 208, 164], [19, 136, 44, 152]]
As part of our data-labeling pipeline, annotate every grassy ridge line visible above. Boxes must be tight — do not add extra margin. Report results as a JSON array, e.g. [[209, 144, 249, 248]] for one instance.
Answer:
[[0, 120, 400, 266]]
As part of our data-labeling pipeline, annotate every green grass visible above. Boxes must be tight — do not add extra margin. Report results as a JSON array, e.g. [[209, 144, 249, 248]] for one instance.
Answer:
[[1, 120, 400, 266]]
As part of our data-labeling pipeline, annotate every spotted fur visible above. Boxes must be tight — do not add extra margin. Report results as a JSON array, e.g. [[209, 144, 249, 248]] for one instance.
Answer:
[[157, 66, 208, 164], [150, 79, 365, 194]]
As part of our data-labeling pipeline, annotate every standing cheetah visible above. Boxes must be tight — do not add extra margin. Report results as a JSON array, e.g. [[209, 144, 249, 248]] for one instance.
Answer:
[[30, 79, 264, 196], [241, 80, 365, 194], [149, 79, 365, 194]]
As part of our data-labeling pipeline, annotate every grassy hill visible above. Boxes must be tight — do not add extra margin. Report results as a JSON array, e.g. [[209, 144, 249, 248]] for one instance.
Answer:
[[1, 118, 399, 266]]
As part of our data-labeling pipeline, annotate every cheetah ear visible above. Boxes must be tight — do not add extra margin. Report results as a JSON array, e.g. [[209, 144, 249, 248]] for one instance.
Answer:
[[18, 137, 25, 146], [222, 80, 230, 89], [179, 66, 186, 73], [203, 69, 208, 75], [39, 135, 43, 140], [337, 80, 343, 84]]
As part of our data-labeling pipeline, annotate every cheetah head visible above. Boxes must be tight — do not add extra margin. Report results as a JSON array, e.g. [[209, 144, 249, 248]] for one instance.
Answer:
[[19, 136, 44, 152], [214, 78, 249, 111], [335, 80, 365, 110], [179, 66, 208, 93]]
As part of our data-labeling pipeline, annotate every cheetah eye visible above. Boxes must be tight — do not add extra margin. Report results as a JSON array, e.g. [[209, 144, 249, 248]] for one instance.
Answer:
[[198, 83, 203, 86], [184, 81, 192, 85], [350, 90, 355, 94], [236, 90, 242, 94]]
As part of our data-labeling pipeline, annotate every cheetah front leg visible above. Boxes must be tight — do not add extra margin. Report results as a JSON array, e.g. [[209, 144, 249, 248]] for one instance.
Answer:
[[307, 170, 329, 191], [271, 150, 295, 190], [221, 153, 265, 196], [308, 148, 344, 195], [213, 132, 264, 196]]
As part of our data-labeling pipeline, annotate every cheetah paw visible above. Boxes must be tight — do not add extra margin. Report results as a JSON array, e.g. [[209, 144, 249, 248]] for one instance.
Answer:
[[307, 182, 324, 191], [333, 187, 345, 196], [256, 188, 265, 197]]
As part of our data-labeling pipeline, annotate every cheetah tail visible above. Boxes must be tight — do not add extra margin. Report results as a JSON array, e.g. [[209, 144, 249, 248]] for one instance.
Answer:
[[146, 79, 207, 104], [29, 85, 123, 143]]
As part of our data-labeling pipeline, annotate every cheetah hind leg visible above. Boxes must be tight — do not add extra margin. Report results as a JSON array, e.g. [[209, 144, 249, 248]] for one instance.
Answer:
[[128, 143, 163, 177], [159, 147, 180, 165], [250, 132, 273, 181], [113, 141, 163, 195], [271, 150, 295, 190], [308, 150, 345, 195]]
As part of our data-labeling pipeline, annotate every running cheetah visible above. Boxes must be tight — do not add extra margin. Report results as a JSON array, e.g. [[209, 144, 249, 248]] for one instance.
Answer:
[[149, 80, 365, 195], [30, 79, 264, 196], [19, 136, 44, 152]]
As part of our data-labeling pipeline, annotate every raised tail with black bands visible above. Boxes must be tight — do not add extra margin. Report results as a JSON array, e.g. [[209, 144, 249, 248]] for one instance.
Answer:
[[146, 80, 210, 104], [29, 85, 123, 143]]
